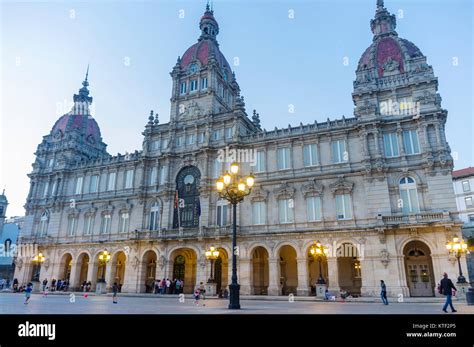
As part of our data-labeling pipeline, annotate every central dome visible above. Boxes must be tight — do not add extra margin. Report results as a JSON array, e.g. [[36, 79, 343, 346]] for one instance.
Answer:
[[179, 5, 232, 74], [180, 39, 231, 72]]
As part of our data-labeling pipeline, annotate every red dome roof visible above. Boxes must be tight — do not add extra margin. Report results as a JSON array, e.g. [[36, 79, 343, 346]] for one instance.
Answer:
[[357, 36, 422, 77], [51, 113, 102, 144], [180, 39, 231, 72]]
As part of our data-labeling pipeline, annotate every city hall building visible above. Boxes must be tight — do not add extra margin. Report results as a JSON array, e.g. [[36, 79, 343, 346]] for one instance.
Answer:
[[14, 1, 468, 297]]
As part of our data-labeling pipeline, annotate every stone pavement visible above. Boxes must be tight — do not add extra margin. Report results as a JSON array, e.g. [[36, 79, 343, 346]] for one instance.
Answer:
[[0, 292, 472, 314]]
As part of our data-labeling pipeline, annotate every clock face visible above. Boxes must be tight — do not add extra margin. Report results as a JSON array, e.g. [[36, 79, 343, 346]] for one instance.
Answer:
[[184, 174, 195, 185]]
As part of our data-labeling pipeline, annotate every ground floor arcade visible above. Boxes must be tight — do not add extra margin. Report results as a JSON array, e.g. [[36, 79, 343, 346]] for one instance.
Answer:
[[13, 227, 469, 297]]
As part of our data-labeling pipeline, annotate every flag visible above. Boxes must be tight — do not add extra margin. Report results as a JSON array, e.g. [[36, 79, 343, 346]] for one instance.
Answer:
[[196, 197, 201, 217], [174, 190, 179, 209]]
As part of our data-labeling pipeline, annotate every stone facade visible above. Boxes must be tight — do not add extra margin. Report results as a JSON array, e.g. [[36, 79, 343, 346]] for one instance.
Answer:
[[14, 2, 468, 297]]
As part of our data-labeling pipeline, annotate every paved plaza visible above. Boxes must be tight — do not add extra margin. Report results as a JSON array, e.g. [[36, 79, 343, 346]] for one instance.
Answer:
[[0, 293, 473, 314]]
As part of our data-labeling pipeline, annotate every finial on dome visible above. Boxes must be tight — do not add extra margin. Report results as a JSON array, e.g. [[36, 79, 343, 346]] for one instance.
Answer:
[[200, 1, 219, 41], [370, 0, 396, 38]]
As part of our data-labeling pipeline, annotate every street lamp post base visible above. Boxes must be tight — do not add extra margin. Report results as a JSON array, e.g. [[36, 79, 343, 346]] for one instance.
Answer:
[[457, 275, 467, 284], [228, 283, 240, 309]]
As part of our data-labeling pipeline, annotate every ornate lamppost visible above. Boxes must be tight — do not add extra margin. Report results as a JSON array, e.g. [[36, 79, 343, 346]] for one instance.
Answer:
[[446, 236, 469, 284], [31, 252, 45, 282], [205, 246, 220, 283], [96, 249, 111, 294], [309, 241, 328, 285], [216, 162, 255, 309]]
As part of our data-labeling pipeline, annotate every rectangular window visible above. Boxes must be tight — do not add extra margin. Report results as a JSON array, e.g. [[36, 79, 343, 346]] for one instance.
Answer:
[[186, 134, 195, 145], [42, 182, 49, 197], [159, 166, 167, 185], [67, 217, 77, 236], [336, 194, 352, 220], [383, 132, 400, 157], [403, 130, 420, 155], [212, 130, 221, 141], [400, 187, 420, 214], [468, 214, 474, 222], [201, 77, 208, 90], [107, 172, 116, 191], [125, 169, 134, 189], [48, 159, 54, 167], [213, 159, 221, 179], [149, 140, 158, 151], [190, 79, 198, 92], [277, 147, 291, 170], [100, 215, 111, 234], [465, 196, 473, 208], [198, 132, 205, 143], [224, 127, 233, 139], [216, 204, 228, 227], [51, 181, 57, 197], [119, 213, 129, 233], [279, 199, 294, 223], [75, 176, 83, 195], [160, 138, 168, 149], [462, 180, 471, 192], [307, 196, 322, 221], [180, 82, 187, 94], [84, 215, 94, 235], [149, 167, 157, 186], [90, 175, 99, 193], [332, 139, 348, 163], [303, 144, 318, 167], [176, 136, 184, 147], [255, 151, 265, 173], [252, 201, 266, 225]]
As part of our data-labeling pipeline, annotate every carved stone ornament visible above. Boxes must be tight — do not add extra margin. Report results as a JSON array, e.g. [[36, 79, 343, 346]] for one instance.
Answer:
[[380, 249, 390, 268], [329, 176, 354, 195], [198, 254, 207, 268], [250, 186, 269, 202], [273, 182, 295, 200], [301, 179, 324, 197]]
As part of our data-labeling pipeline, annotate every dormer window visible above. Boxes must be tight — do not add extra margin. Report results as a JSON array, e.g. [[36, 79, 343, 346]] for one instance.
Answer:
[[190, 79, 198, 92], [180, 82, 187, 95], [189, 63, 199, 74], [222, 69, 228, 81]]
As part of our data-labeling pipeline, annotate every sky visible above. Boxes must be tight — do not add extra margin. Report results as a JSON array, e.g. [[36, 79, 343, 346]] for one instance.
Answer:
[[0, 0, 473, 217]]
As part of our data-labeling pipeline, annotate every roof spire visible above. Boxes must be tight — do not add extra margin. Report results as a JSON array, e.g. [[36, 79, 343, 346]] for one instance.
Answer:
[[72, 66, 93, 114], [370, 0, 397, 39], [200, 1, 219, 41]]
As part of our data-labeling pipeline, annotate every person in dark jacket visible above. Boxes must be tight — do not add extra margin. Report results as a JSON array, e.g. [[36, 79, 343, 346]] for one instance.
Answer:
[[112, 282, 119, 304], [380, 280, 388, 305], [440, 272, 457, 313]]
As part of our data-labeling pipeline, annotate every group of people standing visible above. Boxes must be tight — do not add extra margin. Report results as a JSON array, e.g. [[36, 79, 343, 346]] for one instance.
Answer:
[[152, 278, 184, 294], [41, 278, 69, 292]]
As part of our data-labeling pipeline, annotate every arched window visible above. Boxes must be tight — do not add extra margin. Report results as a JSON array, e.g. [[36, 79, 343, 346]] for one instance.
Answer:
[[38, 211, 49, 237], [399, 177, 420, 214], [149, 202, 160, 231]]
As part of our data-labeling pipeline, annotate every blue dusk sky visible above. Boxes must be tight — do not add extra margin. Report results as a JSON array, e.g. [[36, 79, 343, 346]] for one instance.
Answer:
[[1, 0, 473, 216]]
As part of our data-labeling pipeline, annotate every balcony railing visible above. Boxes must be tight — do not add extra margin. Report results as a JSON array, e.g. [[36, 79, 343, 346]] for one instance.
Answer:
[[381, 211, 452, 225]]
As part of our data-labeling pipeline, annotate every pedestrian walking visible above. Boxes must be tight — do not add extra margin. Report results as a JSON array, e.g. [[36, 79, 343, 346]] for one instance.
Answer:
[[42, 278, 48, 293], [112, 282, 119, 304], [24, 283, 33, 304], [166, 278, 171, 294], [199, 282, 206, 306], [439, 272, 457, 313], [380, 280, 388, 305], [193, 288, 201, 306]]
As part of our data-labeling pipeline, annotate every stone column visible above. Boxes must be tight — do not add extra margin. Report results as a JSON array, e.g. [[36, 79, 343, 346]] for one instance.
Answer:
[[105, 261, 114, 290], [296, 257, 310, 296], [396, 127, 405, 155], [327, 257, 339, 293], [69, 262, 80, 291], [87, 260, 98, 291], [267, 258, 280, 296], [239, 258, 252, 295]]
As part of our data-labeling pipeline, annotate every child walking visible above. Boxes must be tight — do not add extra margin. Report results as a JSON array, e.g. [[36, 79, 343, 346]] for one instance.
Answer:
[[24, 283, 33, 304]]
